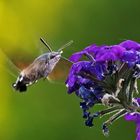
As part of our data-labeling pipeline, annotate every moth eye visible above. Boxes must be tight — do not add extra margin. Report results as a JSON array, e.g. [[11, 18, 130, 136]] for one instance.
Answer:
[[50, 55, 55, 59]]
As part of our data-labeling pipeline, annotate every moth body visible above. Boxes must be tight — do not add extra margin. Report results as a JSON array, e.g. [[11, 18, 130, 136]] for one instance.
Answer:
[[13, 51, 61, 92]]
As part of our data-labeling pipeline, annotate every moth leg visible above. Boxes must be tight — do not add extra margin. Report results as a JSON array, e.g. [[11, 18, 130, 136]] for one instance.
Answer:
[[102, 109, 127, 136]]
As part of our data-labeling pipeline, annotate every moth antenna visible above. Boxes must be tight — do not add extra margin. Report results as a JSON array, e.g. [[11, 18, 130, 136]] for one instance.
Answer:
[[58, 40, 73, 52], [40, 37, 53, 52], [61, 56, 74, 64]]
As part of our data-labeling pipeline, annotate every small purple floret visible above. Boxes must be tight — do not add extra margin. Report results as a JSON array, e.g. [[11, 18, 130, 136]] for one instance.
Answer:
[[120, 40, 140, 51], [125, 98, 140, 140], [95, 45, 126, 62]]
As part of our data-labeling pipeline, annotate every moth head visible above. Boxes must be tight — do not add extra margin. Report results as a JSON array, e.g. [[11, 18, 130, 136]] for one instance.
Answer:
[[49, 51, 62, 59], [48, 51, 62, 63]]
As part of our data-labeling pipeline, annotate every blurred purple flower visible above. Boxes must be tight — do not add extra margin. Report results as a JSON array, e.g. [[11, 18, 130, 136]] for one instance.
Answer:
[[125, 98, 140, 140], [66, 40, 140, 138]]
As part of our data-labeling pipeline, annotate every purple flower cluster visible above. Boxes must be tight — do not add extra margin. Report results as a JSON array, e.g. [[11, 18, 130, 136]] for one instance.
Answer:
[[66, 40, 140, 139]]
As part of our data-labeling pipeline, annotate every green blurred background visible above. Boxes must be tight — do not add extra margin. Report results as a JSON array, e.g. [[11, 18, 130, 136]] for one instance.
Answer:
[[0, 0, 139, 140]]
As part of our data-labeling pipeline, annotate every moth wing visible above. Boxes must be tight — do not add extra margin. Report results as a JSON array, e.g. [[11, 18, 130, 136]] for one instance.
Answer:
[[0, 49, 21, 79], [47, 58, 72, 84]]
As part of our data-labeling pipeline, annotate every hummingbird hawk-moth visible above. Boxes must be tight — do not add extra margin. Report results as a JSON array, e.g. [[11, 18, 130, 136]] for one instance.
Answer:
[[12, 38, 73, 92]]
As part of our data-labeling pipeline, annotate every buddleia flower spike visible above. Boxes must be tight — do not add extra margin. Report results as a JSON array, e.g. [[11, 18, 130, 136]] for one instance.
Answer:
[[65, 40, 140, 139]]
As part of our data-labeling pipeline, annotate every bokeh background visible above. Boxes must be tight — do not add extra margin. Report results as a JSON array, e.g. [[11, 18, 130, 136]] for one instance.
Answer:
[[0, 0, 139, 140]]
